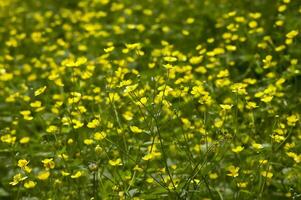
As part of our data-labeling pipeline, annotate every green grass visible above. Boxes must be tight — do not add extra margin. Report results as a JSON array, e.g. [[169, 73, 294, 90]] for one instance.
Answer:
[[0, 0, 301, 199]]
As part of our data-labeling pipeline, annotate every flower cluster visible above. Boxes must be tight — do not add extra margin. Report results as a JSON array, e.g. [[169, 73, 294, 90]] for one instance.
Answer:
[[0, 0, 300, 199]]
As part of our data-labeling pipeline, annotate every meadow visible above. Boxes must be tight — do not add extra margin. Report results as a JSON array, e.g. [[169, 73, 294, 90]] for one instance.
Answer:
[[0, 0, 301, 199]]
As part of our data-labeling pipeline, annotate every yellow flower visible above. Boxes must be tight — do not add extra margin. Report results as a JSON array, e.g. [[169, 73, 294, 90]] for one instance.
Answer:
[[42, 158, 55, 169], [248, 21, 258, 28], [24, 180, 36, 189], [67, 139, 74, 144], [163, 56, 177, 62], [34, 86, 47, 96], [191, 85, 205, 97], [286, 152, 301, 163], [84, 139, 94, 145], [146, 177, 154, 183], [30, 101, 42, 108], [20, 110, 31, 116], [118, 80, 132, 87], [18, 159, 32, 173], [220, 104, 233, 110], [189, 56, 203, 64], [18, 159, 29, 168], [278, 4, 287, 12], [20, 137, 30, 144], [99, 0, 109, 5], [72, 119, 84, 129], [287, 114, 299, 126], [226, 45, 237, 51], [142, 153, 154, 161], [209, 173, 218, 179], [252, 143, 263, 150], [259, 160, 267, 165], [104, 46, 115, 53], [37, 171, 50, 180], [231, 83, 247, 95], [124, 84, 138, 93], [261, 171, 273, 178], [227, 165, 239, 177], [246, 101, 258, 109], [217, 69, 229, 78], [139, 97, 147, 105], [46, 125, 58, 133], [75, 57, 87, 65], [109, 158, 122, 166], [0, 72, 13, 81], [64, 57, 87, 67], [1, 134, 16, 144], [58, 153, 69, 160], [163, 63, 173, 69], [125, 43, 141, 50], [95, 145, 103, 154], [237, 182, 248, 188], [260, 95, 273, 103], [61, 171, 70, 176], [130, 126, 143, 133], [186, 17, 195, 24], [94, 132, 106, 140], [9, 173, 27, 186], [214, 119, 223, 128], [71, 171, 82, 179], [87, 119, 100, 128], [286, 30, 298, 38], [122, 111, 133, 121], [232, 146, 244, 153]]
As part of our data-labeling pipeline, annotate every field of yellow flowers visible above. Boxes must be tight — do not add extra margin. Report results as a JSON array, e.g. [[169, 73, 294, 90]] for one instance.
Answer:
[[0, 0, 300, 199]]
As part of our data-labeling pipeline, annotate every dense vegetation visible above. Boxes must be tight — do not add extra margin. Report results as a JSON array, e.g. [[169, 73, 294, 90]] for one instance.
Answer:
[[0, 0, 300, 199]]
